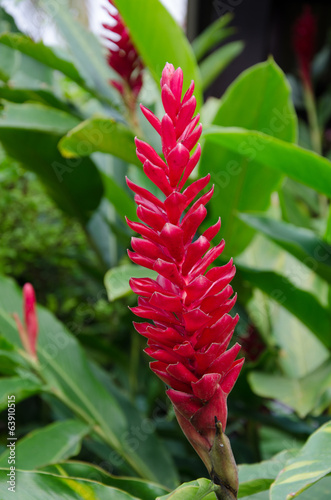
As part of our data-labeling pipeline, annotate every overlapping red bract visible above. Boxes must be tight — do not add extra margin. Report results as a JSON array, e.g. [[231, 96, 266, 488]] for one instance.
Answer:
[[126, 63, 244, 461], [103, 0, 143, 97], [13, 283, 38, 359]]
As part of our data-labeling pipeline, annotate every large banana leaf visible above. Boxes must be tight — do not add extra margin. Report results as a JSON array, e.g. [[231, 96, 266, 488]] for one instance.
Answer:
[[199, 59, 297, 257], [115, 0, 203, 109]]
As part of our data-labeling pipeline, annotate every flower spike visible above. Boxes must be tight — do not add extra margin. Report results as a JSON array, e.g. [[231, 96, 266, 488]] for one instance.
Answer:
[[103, 0, 144, 101], [293, 5, 317, 88], [127, 63, 244, 495], [13, 283, 38, 360]]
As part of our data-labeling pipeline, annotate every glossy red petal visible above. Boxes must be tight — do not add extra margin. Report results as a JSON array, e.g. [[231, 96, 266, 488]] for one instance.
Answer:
[[220, 358, 245, 394], [191, 373, 221, 401], [140, 104, 162, 135]]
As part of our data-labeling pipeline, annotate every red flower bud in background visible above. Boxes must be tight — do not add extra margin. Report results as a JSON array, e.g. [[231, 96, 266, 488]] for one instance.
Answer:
[[293, 5, 317, 88], [103, 0, 143, 101], [126, 63, 244, 482], [13, 283, 38, 360]]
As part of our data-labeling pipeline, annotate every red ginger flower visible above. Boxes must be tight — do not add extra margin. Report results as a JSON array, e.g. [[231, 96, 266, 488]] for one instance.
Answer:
[[103, 0, 143, 99], [126, 63, 244, 471], [13, 283, 38, 360], [293, 5, 317, 87]]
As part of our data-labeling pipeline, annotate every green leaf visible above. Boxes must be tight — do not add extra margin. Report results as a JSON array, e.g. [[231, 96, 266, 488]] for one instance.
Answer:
[[0, 420, 90, 470], [238, 450, 297, 498], [0, 33, 85, 87], [0, 275, 176, 487], [0, 85, 75, 112], [199, 59, 297, 256], [237, 266, 331, 348], [192, 13, 234, 61], [239, 213, 331, 284], [0, 376, 43, 411], [115, 0, 203, 108], [42, 461, 169, 500], [0, 102, 104, 222], [104, 265, 157, 302], [157, 478, 216, 500], [249, 360, 331, 418], [0, 337, 31, 376], [101, 172, 137, 222], [41, 0, 121, 109], [0, 6, 19, 33], [295, 476, 331, 499], [203, 127, 331, 199], [0, 469, 140, 499], [270, 421, 331, 499], [59, 117, 139, 166], [0, 43, 53, 87], [91, 363, 179, 490], [200, 41, 244, 90], [0, 101, 79, 133]]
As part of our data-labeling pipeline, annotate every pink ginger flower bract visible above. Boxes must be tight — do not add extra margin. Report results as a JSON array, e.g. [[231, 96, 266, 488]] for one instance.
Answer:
[[13, 283, 38, 360], [293, 5, 317, 88], [103, 0, 143, 100], [126, 63, 244, 473]]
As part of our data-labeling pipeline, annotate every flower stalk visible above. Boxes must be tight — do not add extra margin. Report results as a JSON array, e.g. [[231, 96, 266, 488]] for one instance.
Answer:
[[126, 62, 243, 496]]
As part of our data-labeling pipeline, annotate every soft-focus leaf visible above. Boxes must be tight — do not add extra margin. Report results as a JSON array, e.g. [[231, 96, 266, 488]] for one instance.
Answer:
[[0, 469, 140, 499], [192, 13, 234, 61], [0, 102, 104, 222], [105, 265, 157, 302], [0, 101, 79, 133], [0, 275, 176, 487], [270, 421, 331, 499], [41, 0, 121, 109], [0, 33, 85, 87], [90, 362, 179, 490], [59, 117, 139, 166], [203, 127, 331, 199], [200, 59, 297, 256], [239, 214, 331, 284], [115, 0, 203, 108], [0, 376, 43, 411], [43, 461, 169, 500], [237, 266, 331, 348], [295, 476, 331, 499], [157, 478, 215, 500], [0, 42, 53, 87], [0, 337, 30, 375], [101, 172, 137, 221], [238, 450, 297, 498], [271, 307, 329, 380], [200, 41, 244, 90], [0, 85, 74, 112], [0, 6, 19, 33], [0, 420, 90, 469], [249, 360, 331, 417]]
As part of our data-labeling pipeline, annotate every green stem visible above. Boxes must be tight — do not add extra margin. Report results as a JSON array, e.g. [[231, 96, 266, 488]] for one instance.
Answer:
[[302, 81, 330, 222], [303, 81, 322, 155], [209, 419, 239, 500]]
